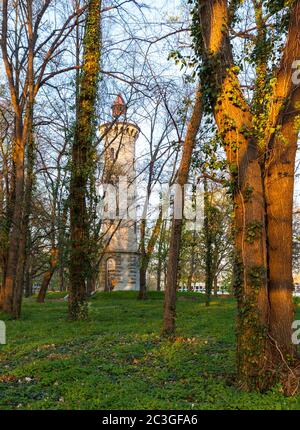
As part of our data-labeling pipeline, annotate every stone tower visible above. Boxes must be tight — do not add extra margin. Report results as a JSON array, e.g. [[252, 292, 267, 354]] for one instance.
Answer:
[[98, 95, 140, 291]]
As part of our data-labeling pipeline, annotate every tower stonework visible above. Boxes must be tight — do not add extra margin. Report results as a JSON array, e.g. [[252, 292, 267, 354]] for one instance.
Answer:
[[98, 96, 140, 291]]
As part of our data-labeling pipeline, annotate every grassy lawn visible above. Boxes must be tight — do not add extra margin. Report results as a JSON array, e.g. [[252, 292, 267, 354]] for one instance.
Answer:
[[0, 291, 300, 410]]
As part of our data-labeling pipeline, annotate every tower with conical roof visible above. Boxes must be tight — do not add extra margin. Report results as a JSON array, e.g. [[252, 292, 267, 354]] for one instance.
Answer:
[[98, 95, 140, 291]]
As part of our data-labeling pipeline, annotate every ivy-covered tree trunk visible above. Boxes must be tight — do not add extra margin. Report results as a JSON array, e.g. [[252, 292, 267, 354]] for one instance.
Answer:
[[68, 0, 101, 320], [196, 1, 269, 389], [1, 122, 25, 316], [194, 0, 300, 393], [162, 87, 202, 336]]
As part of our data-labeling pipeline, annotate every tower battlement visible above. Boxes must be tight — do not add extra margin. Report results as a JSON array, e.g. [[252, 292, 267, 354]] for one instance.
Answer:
[[100, 122, 140, 140]]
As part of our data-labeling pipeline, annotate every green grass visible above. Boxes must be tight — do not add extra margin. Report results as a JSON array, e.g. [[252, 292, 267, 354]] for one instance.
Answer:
[[0, 291, 300, 410]]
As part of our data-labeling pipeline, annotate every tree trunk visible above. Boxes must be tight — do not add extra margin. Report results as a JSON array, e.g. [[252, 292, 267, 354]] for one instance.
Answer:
[[263, 93, 300, 393], [0, 172, 12, 309], [204, 177, 213, 306], [0, 171, 3, 289], [263, 3, 300, 393], [68, 0, 101, 320], [187, 227, 196, 292], [59, 264, 65, 292], [0, 0, 34, 318], [86, 263, 97, 296], [162, 87, 203, 336], [233, 144, 269, 392], [13, 224, 26, 318], [12, 101, 35, 317], [197, 0, 269, 390], [163, 217, 182, 335], [138, 218, 148, 300], [213, 275, 218, 296], [37, 247, 58, 303], [139, 266, 147, 299], [196, 0, 300, 392], [24, 261, 32, 298], [2, 124, 25, 316], [156, 265, 162, 291], [138, 209, 163, 300], [58, 199, 68, 292]]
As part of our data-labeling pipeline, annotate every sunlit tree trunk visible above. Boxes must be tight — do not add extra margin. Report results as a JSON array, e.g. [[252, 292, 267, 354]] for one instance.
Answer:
[[196, 0, 300, 393], [197, 0, 269, 390], [0, 0, 86, 317], [0, 0, 34, 318], [264, 90, 300, 379]]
